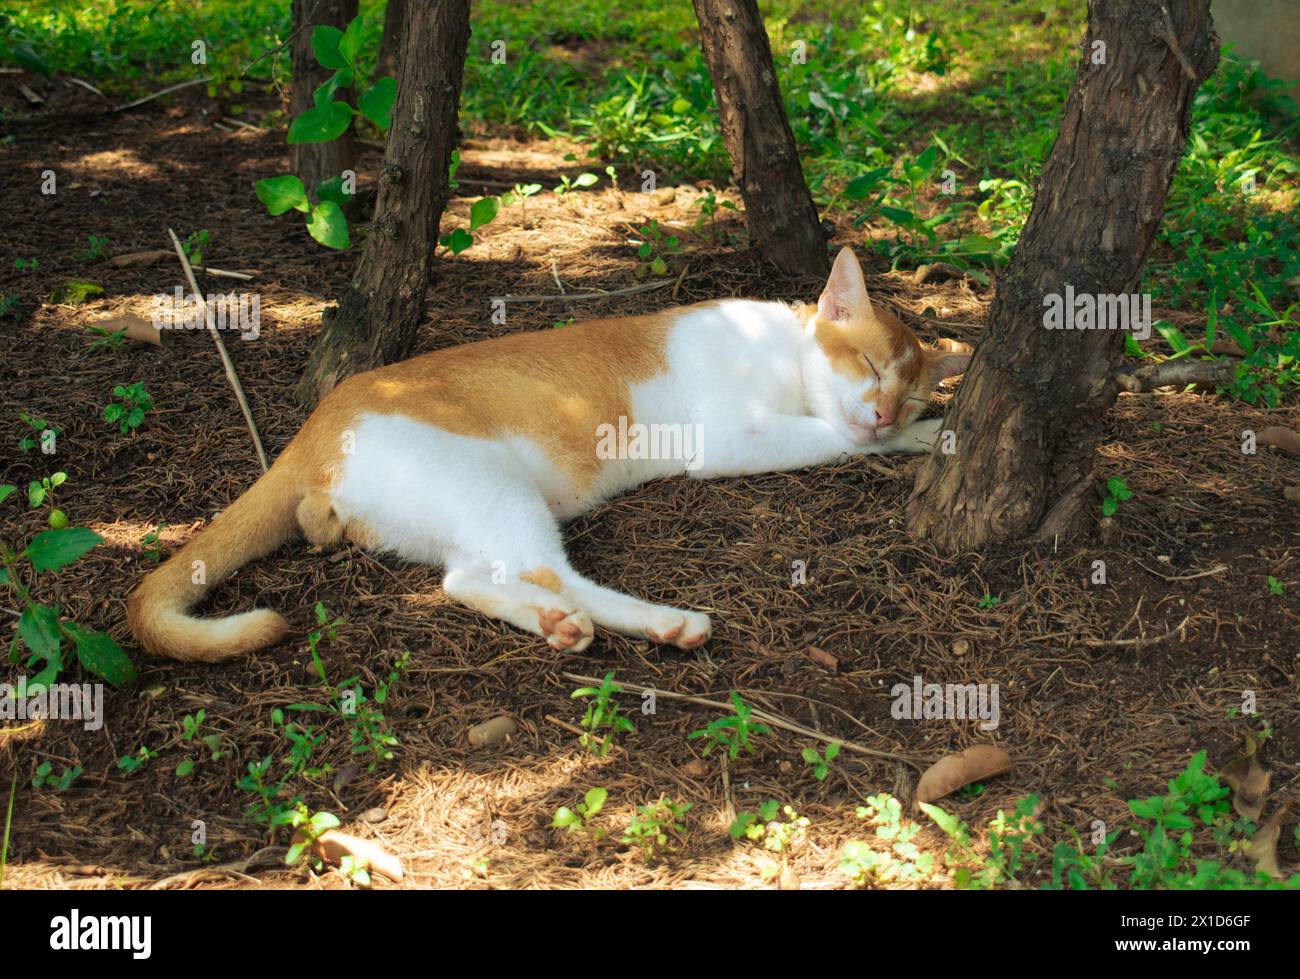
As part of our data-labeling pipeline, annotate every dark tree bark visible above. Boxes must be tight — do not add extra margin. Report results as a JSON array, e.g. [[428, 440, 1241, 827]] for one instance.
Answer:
[[907, 1, 1218, 551], [377, 0, 406, 80], [290, 0, 358, 198], [295, 0, 471, 406], [692, 0, 828, 277]]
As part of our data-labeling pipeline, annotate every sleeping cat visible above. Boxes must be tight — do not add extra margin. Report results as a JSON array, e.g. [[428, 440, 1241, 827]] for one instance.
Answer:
[[128, 247, 970, 661]]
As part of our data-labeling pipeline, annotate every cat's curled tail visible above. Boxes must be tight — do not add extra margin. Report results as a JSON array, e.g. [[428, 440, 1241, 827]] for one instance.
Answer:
[[127, 452, 306, 662]]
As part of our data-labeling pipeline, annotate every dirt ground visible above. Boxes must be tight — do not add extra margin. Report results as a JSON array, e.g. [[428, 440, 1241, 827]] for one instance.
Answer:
[[1, 84, 1297, 889]]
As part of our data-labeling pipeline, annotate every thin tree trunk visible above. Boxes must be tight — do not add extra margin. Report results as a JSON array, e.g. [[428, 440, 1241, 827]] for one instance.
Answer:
[[378, 0, 406, 80], [295, 0, 471, 406], [907, 0, 1218, 552], [692, 0, 828, 277], [290, 0, 358, 199]]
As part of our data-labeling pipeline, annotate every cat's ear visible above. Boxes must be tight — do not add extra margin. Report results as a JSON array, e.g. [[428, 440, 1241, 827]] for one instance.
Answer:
[[926, 337, 973, 381], [817, 247, 873, 323]]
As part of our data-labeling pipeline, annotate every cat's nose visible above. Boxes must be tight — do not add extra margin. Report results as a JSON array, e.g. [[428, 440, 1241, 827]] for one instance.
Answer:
[[874, 406, 895, 429]]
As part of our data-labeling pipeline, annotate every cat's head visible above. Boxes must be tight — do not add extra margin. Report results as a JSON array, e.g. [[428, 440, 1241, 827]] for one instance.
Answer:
[[800, 247, 971, 444]]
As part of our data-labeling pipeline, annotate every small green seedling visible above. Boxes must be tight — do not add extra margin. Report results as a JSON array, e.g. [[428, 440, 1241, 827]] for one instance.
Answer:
[[801, 741, 841, 781], [142, 523, 167, 562], [977, 592, 1000, 609], [622, 797, 692, 862], [688, 690, 771, 760], [87, 324, 128, 351], [280, 805, 371, 885], [571, 671, 635, 756], [83, 235, 108, 261], [630, 220, 681, 277], [554, 172, 598, 195], [17, 412, 59, 454], [183, 230, 210, 267], [551, 786, 608, 840], [729, 800, 808, 852], [842, 793, 934, 886], [1101, 476, 1134, 517], [1, 484, 137, 688], [32, 761, 82, 791], [1267, 576, 1284, 597], [103, 382, 154, 434], [27, 472, 67, 528], [14, 257, 38, 271], [117, 745, 157, 774]]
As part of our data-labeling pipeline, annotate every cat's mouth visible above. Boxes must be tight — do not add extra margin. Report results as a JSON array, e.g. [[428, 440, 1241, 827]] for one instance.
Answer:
[[843, 414, 883, 443]]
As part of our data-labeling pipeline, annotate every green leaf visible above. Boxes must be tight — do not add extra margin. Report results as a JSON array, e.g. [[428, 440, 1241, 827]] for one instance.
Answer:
[[315, 176, 354, 207], [307, 201, 350, 250], [312, 69, 353, 110], [358, 77, 397, 129], [255, 175, 310, 215], [28, 481, 45, 508], [339, 17, 364, 65], [21, 527, 102, 572], [845, 168, 891, 200], [572, 173, 599, 188], [13, 42, 52, 78], [18, 604, 61, 664], [287, 102, 354, 145], [175, 759, 195, 777], [1101, 497, 1117, 517], [918, 801, 961, 837], [286, 841, 307, 865], [1155, 321, 1191, 354], [311, 26, 348, 69], [468, 196, 500, 232], [877, 205, 915, 225], [0, 484, 16, 504], [65, 623, 136, 685], [584, 787, 608, 814], [309, 811, 341, 833], [445, 228, 473, 254], [52, 280, 104, 305]]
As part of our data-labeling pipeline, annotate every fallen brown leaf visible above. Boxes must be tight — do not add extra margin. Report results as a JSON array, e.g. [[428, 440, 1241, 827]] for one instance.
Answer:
[[467, 715, 518, 747], [88, 312, 163, 348], [106, 249, 174, 267], [915, 744, 1013, 806], [294, 828, 404, 883], [1221, 751, 1270, 822], [1258, 427, 1300, 455], [807, 646, 839, 672], [1243, 804, 1289, 881]]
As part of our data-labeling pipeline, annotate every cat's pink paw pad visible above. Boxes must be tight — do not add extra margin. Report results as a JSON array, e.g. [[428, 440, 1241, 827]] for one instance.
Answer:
[[541, 609, 594, 652], [674, 612, 711, 649], [647, 612, 711, 650]]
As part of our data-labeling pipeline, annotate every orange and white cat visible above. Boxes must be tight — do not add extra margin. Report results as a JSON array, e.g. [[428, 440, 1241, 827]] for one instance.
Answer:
[[128, 248, 970, 662]]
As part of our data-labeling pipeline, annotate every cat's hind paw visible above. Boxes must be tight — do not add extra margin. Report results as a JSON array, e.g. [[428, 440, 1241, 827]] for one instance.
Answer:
[[647, 610, 712, 650], [540, 607, 595, 652]]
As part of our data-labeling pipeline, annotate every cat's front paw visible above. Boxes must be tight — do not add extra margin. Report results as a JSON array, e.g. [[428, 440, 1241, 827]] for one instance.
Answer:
[[893, 416, 945, 454], [647, 610, 712, 650]]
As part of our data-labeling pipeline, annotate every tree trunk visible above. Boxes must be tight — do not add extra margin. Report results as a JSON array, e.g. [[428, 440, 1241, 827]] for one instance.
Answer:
[[378, 0, 406, 80], [290, 0, 358, 199], [295, 0, 471, 407], [907, 0, 1217, 552], [692, 0, 828, 277]]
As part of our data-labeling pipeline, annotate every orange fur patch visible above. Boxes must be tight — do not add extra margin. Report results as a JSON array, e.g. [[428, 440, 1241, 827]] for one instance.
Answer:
[[520, 566, 564, 594], [293, 310, 679, 495]]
